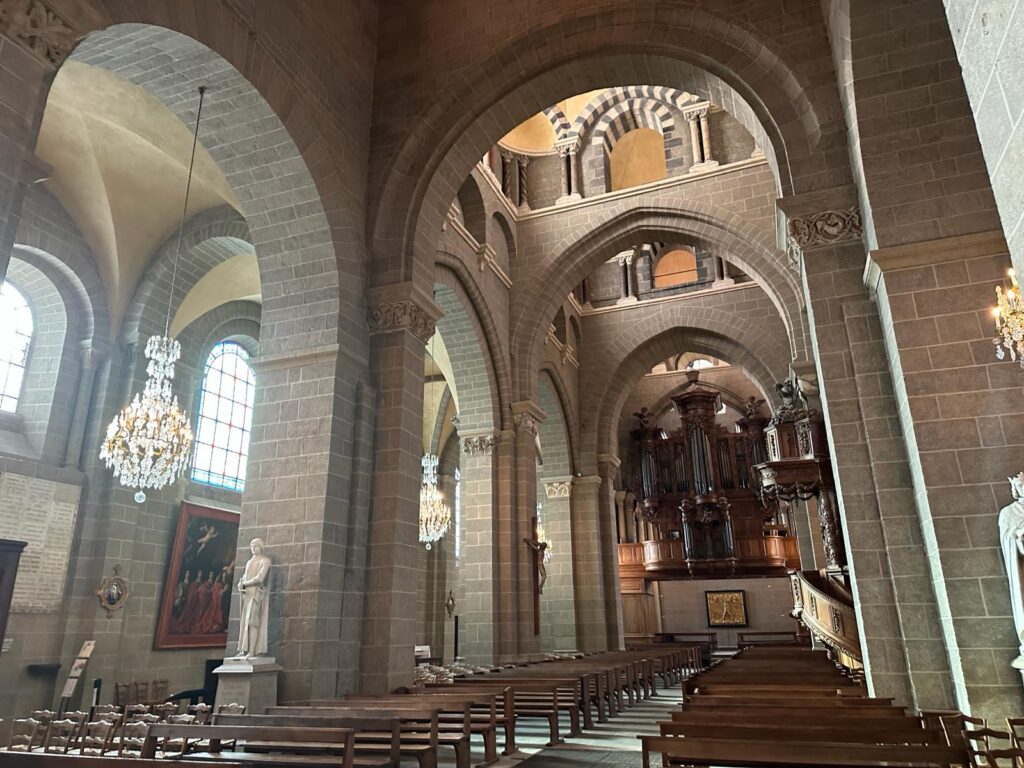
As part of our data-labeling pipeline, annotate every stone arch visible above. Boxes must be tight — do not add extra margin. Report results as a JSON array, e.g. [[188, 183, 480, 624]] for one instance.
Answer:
[[589, 323, 781, 462], [514, 203, 804, 399], [434, 253, 511, 427], [455, 175, 487, 246], [589, 99, 673, 153], [572, 86, 693, 141], [432, 278, 500, 435], [542, 104, 571, 141], [121, 205, 252, 344], [65, 23, 352, 359], [551, 307, 568, 346], [487, 212, 516, 270], [537, 363, 580, 474], [370, 4, 850, 286], [569, 315, 582, 354]]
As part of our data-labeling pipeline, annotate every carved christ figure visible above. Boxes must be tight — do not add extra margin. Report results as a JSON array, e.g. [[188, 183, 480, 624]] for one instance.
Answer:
[[235, 538, 271, 659], [1000, 473, 1024, 668], [524, 536, 549, 595]]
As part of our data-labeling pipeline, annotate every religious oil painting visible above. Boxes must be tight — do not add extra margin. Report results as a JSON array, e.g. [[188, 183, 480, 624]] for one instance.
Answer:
[[705, 589, 748, 628], [154, 502, 239, 649]]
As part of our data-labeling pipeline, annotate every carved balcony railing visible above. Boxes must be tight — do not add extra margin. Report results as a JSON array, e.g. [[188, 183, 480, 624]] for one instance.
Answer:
[[790, 569, 863, 675]]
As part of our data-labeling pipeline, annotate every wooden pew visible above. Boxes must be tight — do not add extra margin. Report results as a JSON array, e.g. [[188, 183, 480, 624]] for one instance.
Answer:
[[140, 723, 361, 768], [218, 711, 436, 768], [0, 756, 228, 768], [639, 734, 964, 768], [659, 721, 947, 745]]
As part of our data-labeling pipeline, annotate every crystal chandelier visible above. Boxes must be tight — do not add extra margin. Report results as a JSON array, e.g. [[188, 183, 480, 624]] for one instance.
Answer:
[[419, 453, 451, 550], [100, 87, 207, 502], [994, 268, 1024, 368]]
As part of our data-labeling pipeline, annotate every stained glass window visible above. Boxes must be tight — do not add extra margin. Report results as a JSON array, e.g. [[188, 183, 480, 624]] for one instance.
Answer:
[[0, 283, 33, 413], [191, 341, 255, 491]]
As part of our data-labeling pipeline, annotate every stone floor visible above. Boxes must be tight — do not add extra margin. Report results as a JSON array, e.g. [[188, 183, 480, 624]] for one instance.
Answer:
[[434, 684, 684, 768]]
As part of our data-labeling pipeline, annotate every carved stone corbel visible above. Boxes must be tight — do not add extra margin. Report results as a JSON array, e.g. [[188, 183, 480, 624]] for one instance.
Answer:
[[0, 0, 77, 67]]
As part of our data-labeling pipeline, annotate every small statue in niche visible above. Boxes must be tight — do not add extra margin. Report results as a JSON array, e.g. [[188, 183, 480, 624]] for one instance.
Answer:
[[999, 472, 1024, 669], [234, 538, 271, 659]]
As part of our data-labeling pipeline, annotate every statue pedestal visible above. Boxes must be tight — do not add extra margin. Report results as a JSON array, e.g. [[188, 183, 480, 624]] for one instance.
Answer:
[[213, 656, 281, 714]]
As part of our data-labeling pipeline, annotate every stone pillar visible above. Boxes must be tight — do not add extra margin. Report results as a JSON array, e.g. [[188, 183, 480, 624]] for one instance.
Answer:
[[360, 285, 441, 693], [556, 139, 582, 204], [540, 478, 577, 652], [865, 230, 1024, 720], [64, 342, 107, 469], [458, 432, 497, 664], [598, 455, 624, 650], [571, 474, 608, 650], [493, 428, 518, 659], [615, 251, 638, 305], [511, 401, 544, 657], [0, 16, 71, 284], [516, 155, 530, 213], [698, 110, 714, 164], [685, 110, 702, 167], [499, 150, 513, 201], [781, 191, 954, 712]]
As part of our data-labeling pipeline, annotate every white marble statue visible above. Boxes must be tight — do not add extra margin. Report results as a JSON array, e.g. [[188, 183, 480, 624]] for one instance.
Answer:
[[998, 473, 1024, 669], [235, 538, 271, 659]]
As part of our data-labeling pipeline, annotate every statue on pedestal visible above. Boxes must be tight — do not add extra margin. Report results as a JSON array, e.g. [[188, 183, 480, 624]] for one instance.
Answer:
[[235, 538, 271, 659], [999, 473, 1024, 669]]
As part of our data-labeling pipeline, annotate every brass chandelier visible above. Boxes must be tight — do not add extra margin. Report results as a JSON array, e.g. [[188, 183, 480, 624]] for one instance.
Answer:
[[100, 87, 208, 502], [994, 268, 1024, 368]]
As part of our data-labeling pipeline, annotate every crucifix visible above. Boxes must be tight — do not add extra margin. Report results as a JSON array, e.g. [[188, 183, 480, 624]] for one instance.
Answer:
[[524, 516, 548, 636]]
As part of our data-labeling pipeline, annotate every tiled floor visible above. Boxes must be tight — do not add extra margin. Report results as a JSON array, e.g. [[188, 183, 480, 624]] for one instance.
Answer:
[[434, 684, 684, 768]]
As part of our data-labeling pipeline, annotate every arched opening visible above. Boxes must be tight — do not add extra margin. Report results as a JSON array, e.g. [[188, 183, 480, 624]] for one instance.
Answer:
[[609, 128, 667, 191], [0, 282, 33, 413], [653, 248, 699, 288]]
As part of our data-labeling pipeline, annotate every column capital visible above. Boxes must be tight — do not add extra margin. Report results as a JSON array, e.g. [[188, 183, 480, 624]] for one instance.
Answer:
[[555, 137, 580, 156], [367, 283, 443, 344], [544, 480, 572, 498], [682, 104, 709, 122], [462, 432, 497, 456], [597, 453, 621, 469], [510, 400, 545, 436], [572, 474, 602, 489], [0, 0, 77, 68]]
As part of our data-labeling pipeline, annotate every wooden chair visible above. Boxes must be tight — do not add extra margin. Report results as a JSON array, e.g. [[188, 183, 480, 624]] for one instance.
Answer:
[[117, 720, 149, 757], [150, 679, 169, 703], [1008, 718, 1024, 750], [76, 719, 116, 756], [132, 681, 149, 705], [7, 718, 40, 752], [114, 682, 131, 707], [28, 711, 54, 750], [124, 703, 150, 721], [942, 713, 986, 745], [93, 703, 121, 718], [188, 702, 212, 724], [159, 713, 198, 756], [131, 712, 160, 726], [986, 748, 1024, 767], [964, 728, 1013, 768], [152, 702, 178, 720], [42, 719, 78, 754], [216, 702, 246, 715]]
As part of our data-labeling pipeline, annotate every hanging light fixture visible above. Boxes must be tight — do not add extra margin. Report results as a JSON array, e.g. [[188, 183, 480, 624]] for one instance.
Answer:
[[100, 87, 207, 503], [994, 268, 1024, 368], [420, 332, 452, 549]]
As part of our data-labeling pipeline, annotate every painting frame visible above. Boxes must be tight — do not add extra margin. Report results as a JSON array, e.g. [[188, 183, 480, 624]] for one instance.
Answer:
[[154, 502, 240, 650], [705, 589, 748, 628]]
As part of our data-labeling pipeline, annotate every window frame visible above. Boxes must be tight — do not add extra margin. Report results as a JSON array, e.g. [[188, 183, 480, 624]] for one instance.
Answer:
[[0, 281, 35, 414]]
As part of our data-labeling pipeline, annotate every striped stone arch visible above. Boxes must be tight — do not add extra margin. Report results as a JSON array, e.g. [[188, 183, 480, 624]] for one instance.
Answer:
[[590, 99, 675, 153], [571, 86, 695, 142], [542, 104, 571, 142]]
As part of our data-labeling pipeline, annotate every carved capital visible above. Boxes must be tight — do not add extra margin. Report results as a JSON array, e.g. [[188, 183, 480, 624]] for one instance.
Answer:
[[513, 411, 540, 436], [0, 0, 76, 67], [683, 105, 709, 122], [462, 433, 496, 456], [544, 481, 572, 499], [787, 206, 862, 252], [367, 300, 436, 343]]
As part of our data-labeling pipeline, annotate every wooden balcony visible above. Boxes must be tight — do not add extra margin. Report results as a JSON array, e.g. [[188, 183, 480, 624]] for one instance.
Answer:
[[791, 569, 863, 674], [617, 533, 798, 579]]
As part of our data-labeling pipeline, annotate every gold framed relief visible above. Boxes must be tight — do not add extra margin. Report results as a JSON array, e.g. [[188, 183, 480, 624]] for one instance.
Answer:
[[705, 589, 747, 628]]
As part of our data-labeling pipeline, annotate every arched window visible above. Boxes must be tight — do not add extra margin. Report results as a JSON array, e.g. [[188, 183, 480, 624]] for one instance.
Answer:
[[609, 128, 667, 191], [0, 282, 33, 413], [686, 358, 714, 371], [192, 341, 255, 491], [654, 248, 698, 288]]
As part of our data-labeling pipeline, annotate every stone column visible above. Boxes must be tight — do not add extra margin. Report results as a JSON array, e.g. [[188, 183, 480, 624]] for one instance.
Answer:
[[556, 139, 582, 204], [360, 285, 442, 693], [781, 191, 954, 712], [865, 230, 1024, 720], [492, 428, 518, 659], [457, 432, 497, 663], [615, 251, 638, 305], [685, 109, 703, 167], [511, 401, 544, 657], [699, 110, 714, 164], [540, 478, 577, 652], [63, 342, 107, 469], [517, 155, 530, 213], [571, 474, 608, 650], [598, 455, 624, 650], [499, 150, 513, 201]]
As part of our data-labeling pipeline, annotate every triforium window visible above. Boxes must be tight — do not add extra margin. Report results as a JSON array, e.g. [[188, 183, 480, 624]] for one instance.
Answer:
[[192, 341, 255, 491], [0, 282, 33, 413]]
